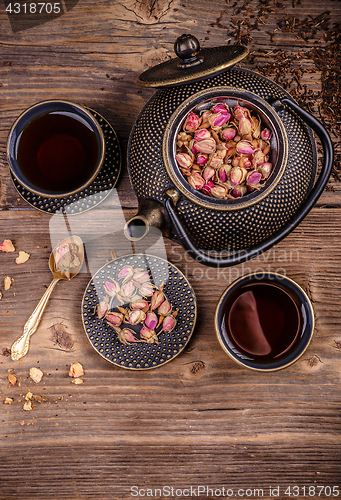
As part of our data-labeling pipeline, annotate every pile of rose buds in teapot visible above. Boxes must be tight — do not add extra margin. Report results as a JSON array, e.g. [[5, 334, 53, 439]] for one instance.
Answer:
[[175, 102, 273, 199]]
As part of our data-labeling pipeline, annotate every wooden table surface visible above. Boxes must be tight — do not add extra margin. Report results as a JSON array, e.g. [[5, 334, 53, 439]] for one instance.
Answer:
[[1, 1, 341, 499]]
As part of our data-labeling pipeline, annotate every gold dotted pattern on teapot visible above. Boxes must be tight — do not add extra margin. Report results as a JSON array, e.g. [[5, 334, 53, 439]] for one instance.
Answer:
[[128, 68, 315, 252], [82, 254, 197, 370]]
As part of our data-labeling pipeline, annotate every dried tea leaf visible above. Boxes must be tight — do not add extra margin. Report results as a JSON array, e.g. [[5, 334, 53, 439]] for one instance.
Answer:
[[69, 362, 84, 378], [72, 378, 83, 385], [15, 251, 30, 264], [1, 347, 10, 357], [8, 373, 17, 386], [4, 397, 13, 405], [4, 276, 13, 290], [29, 367, 43, 383], [0, 239, 15, 252], [25, 391, 33, 401], [23, 401, 32, 411]]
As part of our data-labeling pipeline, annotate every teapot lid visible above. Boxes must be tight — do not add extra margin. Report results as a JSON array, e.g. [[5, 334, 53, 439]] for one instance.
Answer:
[[136, 34, 249, 88]]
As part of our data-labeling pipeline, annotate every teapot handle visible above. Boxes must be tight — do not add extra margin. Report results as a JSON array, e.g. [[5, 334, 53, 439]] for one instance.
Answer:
[[165, 97, 333, 268]]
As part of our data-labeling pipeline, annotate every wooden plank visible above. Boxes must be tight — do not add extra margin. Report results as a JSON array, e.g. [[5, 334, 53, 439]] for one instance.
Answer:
[[0, 0, 341, 497]]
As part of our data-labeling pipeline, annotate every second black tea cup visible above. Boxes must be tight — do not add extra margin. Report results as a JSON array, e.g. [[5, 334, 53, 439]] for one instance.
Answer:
[[215, 272, 315, 372]]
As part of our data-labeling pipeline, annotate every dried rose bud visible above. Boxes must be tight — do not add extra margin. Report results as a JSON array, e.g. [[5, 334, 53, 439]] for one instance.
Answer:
[[175, 152, 193, 168], [261, 128, 271, 140], [257, 139, 267, 151], [247, 171, 262, 187], [132, 271, 150, 283], [183, 111, 202, 132], [0, 239, 15, 252], [236, 141, 254, 155], [231, 185, 247, 198], [208, 111, 231, 129], [128, 309, 146, 325], [230, 166, 247, 186], [202, 166, 215, 181], [106, 312, 124, 326], [139, 283, 154, 297], [158, 299, 171, 316], [221, 127, 236, 141], [208, 152, 224, 170], [233, 105, 250, 119], [150, 289, 165, 311], [120, 280, 135, 298], [188, 171, 205, 190], [202, 181, 214, 196], [104, 280, 120, 297], [97, 301, 109, 319], [162, 315, 177, 333], [239, 114, 252, 136], [140, 325, 156, 340], [194, 129, 211, 141], [258, 162, 272, 179], [212, 103, 229, 113], [130, 299, 149, 310], [196, 153, 208, 165], [200, 110, 212, 121], [211, 185, 228, 199], [250, 116, 261, 139], [118, 265, 134, 280], [239, 156, 252, 169], [219, 164, 231, 183], [118, 328, 137, 344], [194, 138, 216, 155], [252, 150, 265, 168], [144, 311, 158, 330]]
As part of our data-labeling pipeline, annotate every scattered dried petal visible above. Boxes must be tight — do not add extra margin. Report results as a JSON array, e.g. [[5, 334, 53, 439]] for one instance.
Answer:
[[23, 401, 32, 411], [4, 276, 13, 290], [68, 362, 84, 378], [72, 378, 84, 385], [15, 251, 30, 264], [25, 391, 33, 401], [29, 367, 43, 383], [8, 373, 17, 386], [0, 239, 15, 252], [4, 397, 13, 405]]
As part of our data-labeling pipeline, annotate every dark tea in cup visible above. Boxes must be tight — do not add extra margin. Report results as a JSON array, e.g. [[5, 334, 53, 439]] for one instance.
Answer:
[[7, 100, 105, 198], [215, 273, 314, 371]]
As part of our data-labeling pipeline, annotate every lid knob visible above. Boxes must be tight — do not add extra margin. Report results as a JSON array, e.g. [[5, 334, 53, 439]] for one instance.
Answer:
[[174, 34, 204, 69]]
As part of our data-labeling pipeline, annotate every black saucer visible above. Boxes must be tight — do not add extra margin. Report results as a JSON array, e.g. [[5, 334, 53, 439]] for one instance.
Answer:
[[11, 108, 121, 215]]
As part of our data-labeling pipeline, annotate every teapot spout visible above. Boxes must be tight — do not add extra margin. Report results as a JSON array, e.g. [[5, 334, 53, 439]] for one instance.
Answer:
[[124, 199, 172, 241]]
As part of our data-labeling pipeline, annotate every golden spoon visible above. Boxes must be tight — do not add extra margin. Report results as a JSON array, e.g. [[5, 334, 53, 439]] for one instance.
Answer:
[[11, 235, 84, 361]]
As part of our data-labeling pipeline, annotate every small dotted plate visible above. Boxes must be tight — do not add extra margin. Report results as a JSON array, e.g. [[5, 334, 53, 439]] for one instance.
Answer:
[[82, 254, 197, 370], [11, 108, 121, 215]]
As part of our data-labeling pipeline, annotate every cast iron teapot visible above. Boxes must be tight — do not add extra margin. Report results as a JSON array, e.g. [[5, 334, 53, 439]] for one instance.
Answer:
[[125, 34, 333, 267]]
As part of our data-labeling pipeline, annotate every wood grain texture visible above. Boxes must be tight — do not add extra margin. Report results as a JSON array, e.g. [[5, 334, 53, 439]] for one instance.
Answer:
[[0, 0, 341, 498]]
